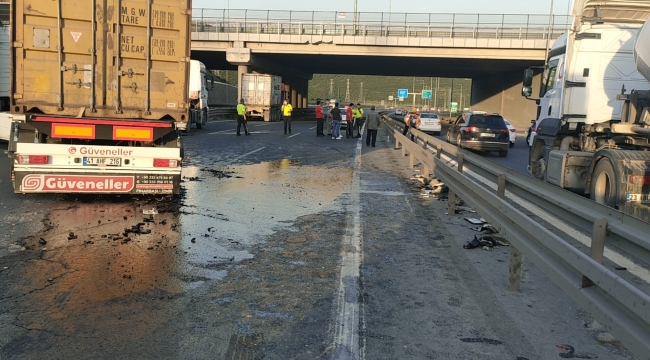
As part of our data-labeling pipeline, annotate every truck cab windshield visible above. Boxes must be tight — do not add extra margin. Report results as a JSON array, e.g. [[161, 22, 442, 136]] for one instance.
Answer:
[[540, 59, 559, 98]]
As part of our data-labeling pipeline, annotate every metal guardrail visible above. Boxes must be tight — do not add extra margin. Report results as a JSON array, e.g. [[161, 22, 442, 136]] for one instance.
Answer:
[[381, 116, 650, 359], [192, 9, 569, 41], [208, 107, 236, 120]]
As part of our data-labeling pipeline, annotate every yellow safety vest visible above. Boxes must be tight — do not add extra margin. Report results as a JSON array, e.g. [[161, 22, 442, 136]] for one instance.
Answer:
[[282, 104, 293, 116], [237, 103, 246, 115], [353, 108, 364, 119]]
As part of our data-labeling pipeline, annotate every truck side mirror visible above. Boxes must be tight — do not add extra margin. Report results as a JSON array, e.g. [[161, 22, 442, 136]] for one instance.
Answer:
[[522, 86, 532, 97], [523, 69, 534, 87]]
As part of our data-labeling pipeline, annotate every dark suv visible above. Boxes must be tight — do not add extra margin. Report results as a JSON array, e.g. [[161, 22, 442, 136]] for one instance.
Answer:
[[446, 112, 509, 157]]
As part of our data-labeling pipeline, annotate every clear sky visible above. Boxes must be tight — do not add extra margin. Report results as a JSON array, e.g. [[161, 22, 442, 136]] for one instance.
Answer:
[[192, 0, 573, 15]]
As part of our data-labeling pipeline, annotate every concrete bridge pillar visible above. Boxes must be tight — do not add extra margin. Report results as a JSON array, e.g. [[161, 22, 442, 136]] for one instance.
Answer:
[[237, 65, 248, 101], [471, 70, 542, 129]]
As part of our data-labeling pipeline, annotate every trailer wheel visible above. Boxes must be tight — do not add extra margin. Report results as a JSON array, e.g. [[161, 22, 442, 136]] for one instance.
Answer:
[[590, 158, 618, 207], [530, 140, 546, 180]]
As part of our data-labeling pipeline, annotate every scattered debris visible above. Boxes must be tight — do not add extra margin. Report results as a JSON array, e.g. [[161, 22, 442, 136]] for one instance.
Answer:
[[480, 224, 498, 234], [465, 218, 485, 225], [463, 235, 508, 250], [67, 232, 78, 240], [123, 223, 151, 236], [38, 238, 47, 245], [614, 266, 627, 271], [123, 216, 128, 220], [191, 238, 196, 243], [556, 344, 598, 359], [143, 209, 158, 215], [596, 332, 618, 344]]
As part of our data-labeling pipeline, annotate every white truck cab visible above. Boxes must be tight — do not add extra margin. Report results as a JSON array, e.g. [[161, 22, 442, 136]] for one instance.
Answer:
[[187, 60, 209, 130]]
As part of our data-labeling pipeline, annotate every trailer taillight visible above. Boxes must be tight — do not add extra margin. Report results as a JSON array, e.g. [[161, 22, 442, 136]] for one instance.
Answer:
[[153, 159, 179, 168], [629, 175, 650, 185], [17, 155, 50, 165]]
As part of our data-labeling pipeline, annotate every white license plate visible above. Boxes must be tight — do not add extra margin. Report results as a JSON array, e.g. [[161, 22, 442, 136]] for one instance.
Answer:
[[626, 193, 650, 203], [480, 133, 495, 138], [83, 157, 121, 166]]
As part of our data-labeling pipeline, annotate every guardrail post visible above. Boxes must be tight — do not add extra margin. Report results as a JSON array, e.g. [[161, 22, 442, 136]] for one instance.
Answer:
[[394, 137, 401, 149], [497, 174, 506, 198], [582, 218, 608, 288], [447, 190, 456, 216], [402, 146, 407, 157], [508, 247, 523, 292], [423, 164, 430, 179], [457, 154, 464, 173], [436, 145, 442, 159], [409, 153, 415, 168], [422, 139, 428, 149]]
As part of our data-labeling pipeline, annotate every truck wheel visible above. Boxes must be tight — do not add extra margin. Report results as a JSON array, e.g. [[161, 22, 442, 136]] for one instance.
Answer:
[[446, 132, 450, 143], [590, 158, 618, 207], [196, 109, 206, 129], [530, 140, 545, 180]]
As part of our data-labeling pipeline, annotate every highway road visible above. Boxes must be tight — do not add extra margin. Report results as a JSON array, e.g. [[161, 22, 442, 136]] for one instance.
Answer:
[[0, 119, 636, 359]]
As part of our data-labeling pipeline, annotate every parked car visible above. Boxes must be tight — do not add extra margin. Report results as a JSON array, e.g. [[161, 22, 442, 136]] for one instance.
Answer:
[[503, 119, 517, 148], [446, 111, 510, 157], [418, 113, 442, 135]]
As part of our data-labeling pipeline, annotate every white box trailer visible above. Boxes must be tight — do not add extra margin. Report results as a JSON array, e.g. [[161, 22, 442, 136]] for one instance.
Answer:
[[241, 74, 282, 121]]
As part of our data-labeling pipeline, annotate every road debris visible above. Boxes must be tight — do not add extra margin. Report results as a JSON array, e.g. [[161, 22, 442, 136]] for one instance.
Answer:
[[38, 238, 47, 245], [143, 209, 158, 215], [67, 232, 78, 240], [465, 218, 485, 225], [556, 344, 598, 359], [463, 235, 509, 249]]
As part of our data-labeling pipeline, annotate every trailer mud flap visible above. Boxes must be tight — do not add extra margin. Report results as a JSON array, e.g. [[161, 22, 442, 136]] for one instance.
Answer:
[[14, 172, 181, 195]]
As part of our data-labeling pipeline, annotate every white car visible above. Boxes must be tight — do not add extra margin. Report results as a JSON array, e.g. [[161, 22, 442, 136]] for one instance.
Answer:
[[418, 113, 442, 135], [503, 119, 517, 148], [527, 119, 541, 147]]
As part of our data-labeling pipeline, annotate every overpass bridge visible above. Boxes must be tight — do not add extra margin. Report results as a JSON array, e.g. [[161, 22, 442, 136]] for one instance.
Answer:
[[190, 9, 570, 126]]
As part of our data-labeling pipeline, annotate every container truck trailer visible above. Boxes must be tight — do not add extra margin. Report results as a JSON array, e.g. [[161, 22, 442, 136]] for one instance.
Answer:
[[241, 73, 282, 122], [7, 0, 193, 195]]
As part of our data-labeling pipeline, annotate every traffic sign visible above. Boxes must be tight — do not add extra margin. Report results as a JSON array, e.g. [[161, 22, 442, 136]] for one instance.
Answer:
[[398, 89, 408, 98], [398, 97, 404, 102], [388, 95, 394, 101], [422, 90, 432, 99], [450, 102, 459, 112]]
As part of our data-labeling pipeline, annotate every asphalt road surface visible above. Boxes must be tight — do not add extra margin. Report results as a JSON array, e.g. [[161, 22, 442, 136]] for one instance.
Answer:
[[0, 119, 634, 359]]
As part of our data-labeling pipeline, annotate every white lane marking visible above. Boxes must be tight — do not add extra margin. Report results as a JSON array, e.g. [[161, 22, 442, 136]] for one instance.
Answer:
[[208, 129, 234, 135], [426, 143, 650, 283], [331, 138, 363, 359], [309, 126, 317, 130], [254, 123, 273, 127], [230, 147, 265, 162], [286, 133, 301, 139]]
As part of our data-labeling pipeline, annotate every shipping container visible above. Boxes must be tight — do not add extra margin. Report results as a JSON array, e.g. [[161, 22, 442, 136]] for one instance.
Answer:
[[11, 0, 191, 123], [241, 74, 282, 121], [0, 2, 9, 111], [207, 80, 237, 107]]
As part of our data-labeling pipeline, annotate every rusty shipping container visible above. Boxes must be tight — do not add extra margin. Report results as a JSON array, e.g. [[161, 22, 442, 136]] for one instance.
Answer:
[[11, 0, 192, 123]]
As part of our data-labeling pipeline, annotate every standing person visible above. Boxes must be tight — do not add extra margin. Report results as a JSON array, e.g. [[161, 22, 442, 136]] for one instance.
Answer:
[[315, 100, 324, 136], [236, 99, 250, 136], [409, 111, 421, 141], [403, 112, 411, 136], [345, 103, 354, 138], [365, 106, 381, 147], [329, 102, 343, 140], [353, 103, 365, 138], [323, 101, 332, 136], [282, 99, 293, 135]]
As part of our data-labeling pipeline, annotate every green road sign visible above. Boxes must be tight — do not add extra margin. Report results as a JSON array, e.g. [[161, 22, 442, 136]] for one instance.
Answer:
[[450, 102, 458, 112], [422, 90, 432, 99]]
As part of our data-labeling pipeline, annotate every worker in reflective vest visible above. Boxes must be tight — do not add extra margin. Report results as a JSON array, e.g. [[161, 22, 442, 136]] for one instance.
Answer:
[[352, 103, 365, 138], [236, 99, 250, 136], [282, 99, 294, 135]]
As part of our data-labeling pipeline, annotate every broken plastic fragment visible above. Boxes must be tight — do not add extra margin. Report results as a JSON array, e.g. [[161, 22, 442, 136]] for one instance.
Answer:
[[143, 209, 158, 215]]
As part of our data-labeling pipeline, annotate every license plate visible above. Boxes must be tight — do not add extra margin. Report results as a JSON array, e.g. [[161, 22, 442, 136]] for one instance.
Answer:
[[480, 133, 495, 138], [626, 193, 650, 203], [83, 157, 121, 166]]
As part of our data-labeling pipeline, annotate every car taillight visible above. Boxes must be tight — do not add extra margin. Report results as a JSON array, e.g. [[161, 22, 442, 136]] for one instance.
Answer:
[[629, 175, 650, 185], [153, 159, 179, 167], [17, 155, 50, 165], [463, 127, 479, 132], [509, 129, 516, 133], [500, 129, 509, 133]]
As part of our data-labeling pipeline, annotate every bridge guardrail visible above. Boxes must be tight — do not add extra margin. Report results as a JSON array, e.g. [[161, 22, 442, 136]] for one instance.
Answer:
[[192, 9, 569, 41], [381, 115, 650, 359], [192, 21, 565, 41]]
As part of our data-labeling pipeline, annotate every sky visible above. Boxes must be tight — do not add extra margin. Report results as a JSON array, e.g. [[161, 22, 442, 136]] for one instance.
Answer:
[[192, 0, 574, 16]]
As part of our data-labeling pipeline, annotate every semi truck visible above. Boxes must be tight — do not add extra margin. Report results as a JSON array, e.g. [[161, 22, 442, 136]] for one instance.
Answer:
[[187, 59, 209, 130], [7, 0, 192, 195], [522, 0, 650, 219], [241, 73, 282, 122]]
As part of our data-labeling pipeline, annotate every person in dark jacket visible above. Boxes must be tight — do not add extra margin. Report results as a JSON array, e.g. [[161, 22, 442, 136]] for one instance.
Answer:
[[365, 106, 381, 147]]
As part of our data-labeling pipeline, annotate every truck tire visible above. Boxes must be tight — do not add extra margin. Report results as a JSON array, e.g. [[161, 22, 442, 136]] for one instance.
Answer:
[[530, 140, 546, 180], [590, 158, 618, 207], [197, 109, 207, 129]]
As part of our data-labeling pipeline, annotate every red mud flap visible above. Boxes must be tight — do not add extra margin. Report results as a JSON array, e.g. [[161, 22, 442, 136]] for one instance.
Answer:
[[14, 172, 181, 195]]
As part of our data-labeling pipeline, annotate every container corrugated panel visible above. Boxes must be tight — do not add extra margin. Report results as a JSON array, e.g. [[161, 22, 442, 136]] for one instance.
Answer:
[[0, 3, 9, 99], [242, 74, 282, 108], [11, 0, 191, 122]]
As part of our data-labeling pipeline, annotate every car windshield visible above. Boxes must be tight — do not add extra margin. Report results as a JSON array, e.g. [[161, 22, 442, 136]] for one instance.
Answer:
[[421, 114, 438, 119], [468, 115, 506, 128]]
